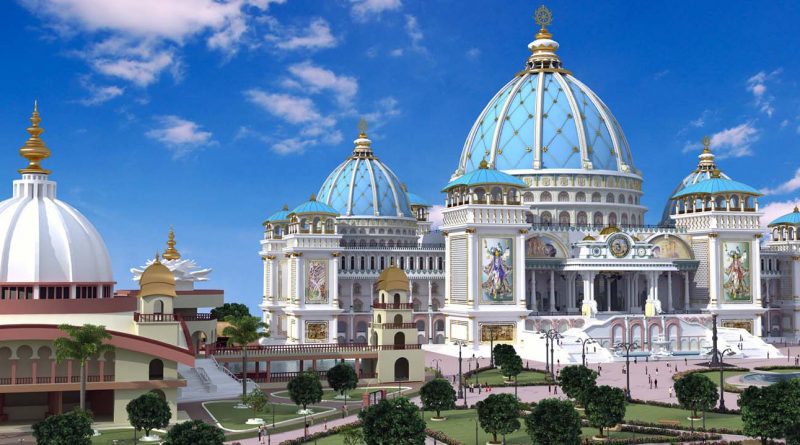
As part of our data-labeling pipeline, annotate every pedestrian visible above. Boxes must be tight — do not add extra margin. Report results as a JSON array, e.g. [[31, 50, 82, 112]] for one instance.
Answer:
[[684, 357, 688, 365], [548, 384, 552, 393], [324, 419, 328, 431], [645, 366, 648, 375], [304, 423, 309, 437], [668, 386, 673, 398], [554, 385, 558, 394], [675, 366, 679, 373], [740, 334, 743, 342], [654, 378, 658, 389], [258, 426, 264, 444], [656, 367, 659, 375], [649, 381, 653, 389], [557, 359, 561, 367], [648, 375, 652, 385], [767, 352, 770, 360], [594, 346, 597, 353], [634, 357, 638, 365]]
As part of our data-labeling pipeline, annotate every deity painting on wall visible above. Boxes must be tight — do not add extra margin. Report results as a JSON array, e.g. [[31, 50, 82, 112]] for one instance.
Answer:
[[481, 237, 514, 303], [722, 241, 751, 303], [305, 260, 328, 304]]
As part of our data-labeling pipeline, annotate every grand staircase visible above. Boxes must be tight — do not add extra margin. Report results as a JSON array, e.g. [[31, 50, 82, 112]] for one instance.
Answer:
[[178, 357, 259, 403]]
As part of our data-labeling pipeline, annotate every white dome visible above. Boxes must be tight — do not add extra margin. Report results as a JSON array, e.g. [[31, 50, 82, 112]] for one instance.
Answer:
[[0, 173, 113, 283]]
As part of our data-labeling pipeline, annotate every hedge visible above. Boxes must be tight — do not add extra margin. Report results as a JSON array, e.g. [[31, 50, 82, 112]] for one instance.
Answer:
[[461, 366, 554, 387], [278, 421, 361, 445]]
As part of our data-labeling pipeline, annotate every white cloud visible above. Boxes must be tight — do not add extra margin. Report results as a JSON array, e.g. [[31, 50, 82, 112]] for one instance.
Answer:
[[761, 168, 800, 196], [244, 89, 325, 124], [88, 42, 178, 87], [428, 204, 444, 228], [145, 115, 215, 158], [389, 48, 404, 57], [404, 14, 426, 54], [286, 61, 358, 105], [709, 122, 759, 158], [362, 96, 401, 127], [746, 69, 781, 117], [465, 48, 481, 60], [77, 78, 124, 105], [760, 200, 800, 229], [653, 69, 670, 80], [269, 18, 337, 51], [689, 109, 712, 128], [350, 0, 402, 22]]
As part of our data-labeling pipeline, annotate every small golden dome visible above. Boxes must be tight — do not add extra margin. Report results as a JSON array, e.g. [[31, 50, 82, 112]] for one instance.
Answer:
[[377, 265, 409, 292], [139, 254, 176, 298], [599, 226, 621, 236], [582, 235, 596, 241], [162, 227, 181, 261]]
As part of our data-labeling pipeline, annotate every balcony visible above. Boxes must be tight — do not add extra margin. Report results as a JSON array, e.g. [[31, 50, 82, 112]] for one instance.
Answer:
[[0, 375, 115, 385], [373, 303, 413, 310], [134, 313, 178, 322], [180, 313, 216, 322], [370, 323, 417, 329]]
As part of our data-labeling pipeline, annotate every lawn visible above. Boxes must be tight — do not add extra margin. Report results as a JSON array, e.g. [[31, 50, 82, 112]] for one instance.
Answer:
[[695, 370, 748, 387], [91, 429, 164, 444], [469, 368, 549, 386], [204, 401, 333, 431], [625, 403, 743, 430], [272, 386, 407, 403]]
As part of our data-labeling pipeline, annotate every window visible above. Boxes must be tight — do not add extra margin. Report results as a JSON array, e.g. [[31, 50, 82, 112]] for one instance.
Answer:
[[540, 192, 552, 202], [540, 211, 552, 225], [41, 286, 70, 300], [76, 286, 97, 299], [1, 286, 33, 300], [148, 359, 164, 380]]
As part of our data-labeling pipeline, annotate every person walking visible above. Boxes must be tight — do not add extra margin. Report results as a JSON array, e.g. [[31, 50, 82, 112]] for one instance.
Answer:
[[654, 378, 658, 389], [649, 380, 653, 390], [258, 425, 264, 444], [668, 386, 673, 398]]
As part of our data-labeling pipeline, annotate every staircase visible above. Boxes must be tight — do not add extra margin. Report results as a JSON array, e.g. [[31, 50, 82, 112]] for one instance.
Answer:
[[178, 357, 259, 403], [714, 327, 782, 359]]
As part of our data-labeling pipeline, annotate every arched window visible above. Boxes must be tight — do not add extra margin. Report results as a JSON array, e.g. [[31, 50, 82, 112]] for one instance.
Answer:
[[606, 193, 615, 203], [618, 193, 625, 203], [148, 359, 164, 380], [558, 191, 569, 202], [340, 256, 346, 270], [593, 212, 603, 226], [393, 293, 402, 304], [540, 211, 552, 225], [558, 211, 570, 225], [608, 212, 617, 226], [394, 332, 406, 347], [591, 193, 601, 202], [621, 213, 628, 226], [576, 192, 586, 202], [627, 195, 633, 205], [577, 211, 587, 226], [154, 300, 164, 314], [523, 192, 534, 203], [350, 257, 355, 269], [540, 192, 552, 202], [394, 314, 403, 324]]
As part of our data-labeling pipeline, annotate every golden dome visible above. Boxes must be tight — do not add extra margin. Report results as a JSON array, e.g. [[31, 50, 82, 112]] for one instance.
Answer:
[[377, 265, 409, 292], [599, 226, 621, 236], [582, 235, 596, 241], [139, 254, 176, 298]]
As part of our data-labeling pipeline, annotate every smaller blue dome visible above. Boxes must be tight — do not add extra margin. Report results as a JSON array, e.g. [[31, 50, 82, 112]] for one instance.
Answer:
[[769, 207, 800, 226], [443, 162, 527, 192], [672, 177, 760, 199], [291, 196, 339, 216], [407, 192, 430, 207], [264, 205, 290, 224]]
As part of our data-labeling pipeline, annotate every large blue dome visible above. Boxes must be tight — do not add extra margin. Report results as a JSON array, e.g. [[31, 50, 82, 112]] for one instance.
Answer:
[[455, 24, 636, 178], [317, 132, 413, 218]]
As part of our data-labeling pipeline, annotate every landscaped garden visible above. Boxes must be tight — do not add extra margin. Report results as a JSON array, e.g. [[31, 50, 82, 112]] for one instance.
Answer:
[[204, 401, 334, 431], [468, 368, 549, 386], [272, 386, 408, 403], [91, 429, 162, 444], [624, 403, 743, 430]]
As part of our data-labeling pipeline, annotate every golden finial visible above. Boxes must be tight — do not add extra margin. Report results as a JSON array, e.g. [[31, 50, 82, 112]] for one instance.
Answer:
[[163, 226, 181, 261], [701, 135, 711, 153], [310, 193, 317, 201], [534, 5, 553, 39], [357, 118, 368, 137], [18, 101, 52, 175], [282, 204, 289, 211], [711, 168, 721, 178], [154, 251, 161, 263], [478, 159, 489, 169], [794, 205, 799, 213]]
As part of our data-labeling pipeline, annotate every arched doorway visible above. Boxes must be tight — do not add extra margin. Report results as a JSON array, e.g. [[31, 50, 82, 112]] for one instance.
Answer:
[[393, 332, 405, 349], [192, 330, 207, 354], [393, 293, 401, 304], [148, 359, 164, 380], [393, 314, 403, 325], [394, 358, 409, 380]]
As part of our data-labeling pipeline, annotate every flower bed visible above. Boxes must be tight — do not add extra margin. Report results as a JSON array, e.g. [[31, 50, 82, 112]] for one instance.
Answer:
[[278, 421, 361, 445]]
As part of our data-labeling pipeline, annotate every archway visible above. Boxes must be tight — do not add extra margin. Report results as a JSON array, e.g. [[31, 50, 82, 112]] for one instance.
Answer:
[[393, 293, 401, 304], [148, 359, 164, 380], [394, 358, 409, 381], [393, 314, 403, 325], [154, 300, 164, 314], [192, 330, 207, 354], [394, 332, 405, 348]]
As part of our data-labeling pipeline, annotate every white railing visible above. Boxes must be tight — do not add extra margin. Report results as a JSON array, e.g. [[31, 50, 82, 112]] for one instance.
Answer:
[[195, 367, 217, 393], [208, 354, 261, 391]]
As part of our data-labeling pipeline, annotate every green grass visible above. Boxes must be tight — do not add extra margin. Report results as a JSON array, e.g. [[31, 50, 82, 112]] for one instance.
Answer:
[[204, 401, 332, 431], [272, 387, 406, 403], [91, 429, 162, 444], [470, 368, 549, 386], [695, 370, 748, 387], [624, 403, 743, 430]]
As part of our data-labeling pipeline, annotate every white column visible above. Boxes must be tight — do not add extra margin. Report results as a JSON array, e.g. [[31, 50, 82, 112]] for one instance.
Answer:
[[605, 276, 611, 312], [684, 271, 690, 310], [549, 270, 556, 312], [296, 257, 306, 308], [516, 233, 526, 309], [667, 271, 673, 312], [329, 257, 339, 307], [427, 280, 433, 344], [751, 239, 762, 307], [532, 271, 538, 311], [708, 235, 719, 308]]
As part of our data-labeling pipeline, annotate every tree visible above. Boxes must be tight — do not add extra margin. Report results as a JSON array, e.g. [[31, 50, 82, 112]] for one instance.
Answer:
[[476, 393, 521, 444], [492, 344, 516, 368], [240, 389, 269, 418], [288, 370, 323, 411], [674, 373, 717, 419], [32, 409, 93, 445], [164, 420, 225, 445], [342, 427, 365, 445], [222, 315, 269, 399], [739, 379, 800, 445], [358, 397, 426, 445], [211, 303, 250, 320], [525, 398, 582, 445], [585, 385, 626, 438], [786, 422, 800, 445], [420, 378, 456, 419], [501, 354, 524, 398], [327, 362, 359, 407], [53, 324, 114, 411], [127, 392, 171, 438], [557, 365, 598, 407]]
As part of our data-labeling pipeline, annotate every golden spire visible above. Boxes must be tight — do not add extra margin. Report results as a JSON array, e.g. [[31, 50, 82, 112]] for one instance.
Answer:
[[162, 226, 181, 260], [352, 118, 374, 158], [534, 5, 553, 39], [282, 204, 289, 211], [701, 135, 711, 154], [794, 205, 799, 213], [358, 117, 368, 138], [18, 101, 52, 175], [310, 193, 317, 201], [478, 159, 489, 169], [154, 251, 161, 263], [697, 135, 717, 172]]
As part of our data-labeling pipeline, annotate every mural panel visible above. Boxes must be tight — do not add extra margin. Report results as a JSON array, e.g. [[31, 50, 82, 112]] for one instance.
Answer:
[[480, 324, 515, 343], [305, 260, 328, 304], [305, 321, 328, 342], [722, 241, 751, 303], [481, 237, 514, 304], [651, 236, 692, 259], [721, 319, 753, 335], [525, 235, 560, 258]]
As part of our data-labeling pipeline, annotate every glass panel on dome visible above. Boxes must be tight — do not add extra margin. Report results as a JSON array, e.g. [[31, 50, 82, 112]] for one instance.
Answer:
[[463, 81, 515, 172], [380, 164, 413, 217], [564, 76, 617, 171], [494, 75, 537, 171], [371, 160, 398, 217], [603, 106, 635, 170], [319, 161, 353, 213], [349, 161, 375, 216], [540, 75, 580, 169]]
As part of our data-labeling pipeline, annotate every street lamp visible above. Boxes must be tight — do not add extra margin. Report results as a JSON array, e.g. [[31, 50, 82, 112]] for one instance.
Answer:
[[454, 340, 467, 405], [576, 337, 596, 367], [717, 347, 735, 412], [614, 341, 639, 401], [431, 359, 442, 375], [539, 329, 562, 380], [487, 326, 498, 368]]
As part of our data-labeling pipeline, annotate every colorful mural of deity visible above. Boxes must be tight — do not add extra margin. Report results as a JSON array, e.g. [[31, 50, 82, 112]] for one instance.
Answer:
[[651, 236, 692, 259], [481, 238, 513, 303], [305, 321, 328, 342], [722, 242, 751, 303], [525, 235, 559, 258], [305, 260, 328, 304]]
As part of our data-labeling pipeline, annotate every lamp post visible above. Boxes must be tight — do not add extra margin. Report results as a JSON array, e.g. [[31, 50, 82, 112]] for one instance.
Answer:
[[709, 313, 721, 367], [540, 329, 561, 380], [454, 340, 466, 403], [717, 347, 735, 412], [576, 337, 596, 367], [432, 359, 442, 375], [488, 327, 497, 368], [615, 341, 639, 401]]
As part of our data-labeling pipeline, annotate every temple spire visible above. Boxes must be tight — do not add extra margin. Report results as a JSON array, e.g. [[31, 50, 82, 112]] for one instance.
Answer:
[[697, 135, 717, 172], [18, 101, 52, 175], [352, 118, 374, 158], [163, 226, 181, 261]]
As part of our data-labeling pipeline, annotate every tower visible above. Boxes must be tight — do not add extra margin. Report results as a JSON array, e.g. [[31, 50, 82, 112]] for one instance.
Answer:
[[369, 265, 424, 382]]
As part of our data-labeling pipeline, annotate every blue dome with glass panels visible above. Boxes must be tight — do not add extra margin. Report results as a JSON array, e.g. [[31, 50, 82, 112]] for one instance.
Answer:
[[317, 130, 413, 218], [454, 18, 636, 178]]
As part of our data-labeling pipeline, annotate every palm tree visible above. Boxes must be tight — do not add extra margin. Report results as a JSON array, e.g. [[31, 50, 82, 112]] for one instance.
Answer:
[[222, 316, 269, 399], [53, 324, 114, 411]]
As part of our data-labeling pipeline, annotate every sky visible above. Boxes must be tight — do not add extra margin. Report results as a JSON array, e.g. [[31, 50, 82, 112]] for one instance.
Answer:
[[1, 0, 800, 315]]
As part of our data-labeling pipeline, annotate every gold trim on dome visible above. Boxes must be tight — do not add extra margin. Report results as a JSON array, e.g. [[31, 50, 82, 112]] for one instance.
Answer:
[[18, 101, 52, 175], [599, 226, 621, 236], [162, 226, 181, 260]]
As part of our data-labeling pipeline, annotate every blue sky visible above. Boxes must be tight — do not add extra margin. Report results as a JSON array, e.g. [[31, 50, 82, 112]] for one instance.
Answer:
[[1, 0, 800, 314]]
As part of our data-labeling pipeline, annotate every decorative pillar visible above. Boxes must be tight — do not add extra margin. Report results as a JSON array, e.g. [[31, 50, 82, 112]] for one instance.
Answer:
[[605, 276, 611, 312], [50, 360, 56, 384], [684, 271, 690, 310], [667, 271, 673, 312], [531, 270, 538, 311], [549, 270, 556, 312]]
